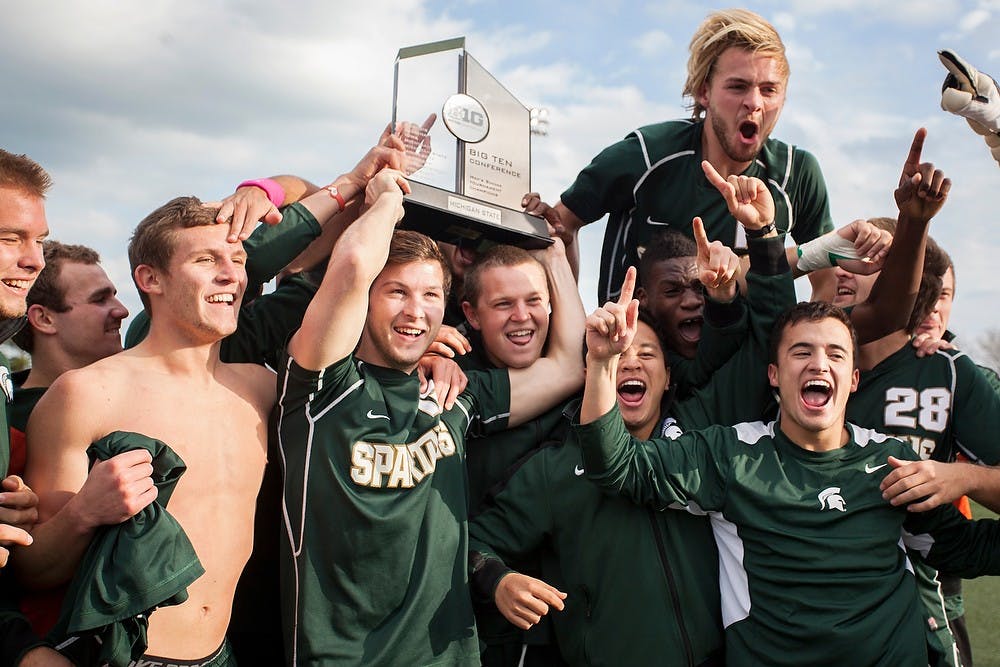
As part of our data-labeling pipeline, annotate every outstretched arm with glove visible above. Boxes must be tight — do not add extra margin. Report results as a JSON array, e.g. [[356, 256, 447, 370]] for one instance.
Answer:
[[939, 49, 1000, 165]]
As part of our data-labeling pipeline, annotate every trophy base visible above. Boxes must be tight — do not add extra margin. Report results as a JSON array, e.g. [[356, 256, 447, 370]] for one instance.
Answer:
[[401, 181, 553, 251]]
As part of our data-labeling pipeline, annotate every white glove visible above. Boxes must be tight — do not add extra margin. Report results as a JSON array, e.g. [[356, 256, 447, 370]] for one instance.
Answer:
[[938, 49, 1000, 165]]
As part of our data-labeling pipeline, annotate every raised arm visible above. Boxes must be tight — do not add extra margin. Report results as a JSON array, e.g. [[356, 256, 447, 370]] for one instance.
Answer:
[[521, 193, 586, 282], [506, 239, 586, 426], [287, 170, 408, 370], [851, 129, 950, 343], [580, 267, 639, 425]]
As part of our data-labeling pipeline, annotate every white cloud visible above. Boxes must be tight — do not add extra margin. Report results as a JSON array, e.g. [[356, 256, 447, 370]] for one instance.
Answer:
[[635, 30, 673, 58]]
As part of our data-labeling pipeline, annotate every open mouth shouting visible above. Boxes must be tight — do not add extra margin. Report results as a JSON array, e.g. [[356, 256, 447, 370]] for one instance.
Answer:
[[617, 378, 648, 408], [678, 317, 703, 344], [738, 120, 759, 143], [800, 379, 833, 410]]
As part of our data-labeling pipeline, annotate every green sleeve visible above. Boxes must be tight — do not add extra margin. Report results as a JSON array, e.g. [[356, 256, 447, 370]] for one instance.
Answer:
[[905, 505, 1000, 578], [572, 405, 728, 512], [977, 364, 1000, 396], [951, 353, 1000, 465], [789, 148, 834, 244], [559, 132, 648, 223], [452, 369, 512, 438], [468, 449, 554, 601], [668, 295, 747, 398], [243, 203, 322, 291], [219, 274, 317, 366]]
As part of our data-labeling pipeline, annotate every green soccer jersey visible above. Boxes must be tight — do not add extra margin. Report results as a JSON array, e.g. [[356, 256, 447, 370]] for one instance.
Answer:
[[560, 119, 833, 300], [848, 343, 1000, 666], [276, 352, 511, 666], [572, 409, 1000, 667], [849, 345, 1000, 465]]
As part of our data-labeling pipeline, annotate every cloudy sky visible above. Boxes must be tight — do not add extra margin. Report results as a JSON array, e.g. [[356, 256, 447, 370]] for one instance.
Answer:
[[1, 0, 997, 347]]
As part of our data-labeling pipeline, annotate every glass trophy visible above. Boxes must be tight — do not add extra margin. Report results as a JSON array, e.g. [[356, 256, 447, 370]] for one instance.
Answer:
[[392, 37, 552, 250]]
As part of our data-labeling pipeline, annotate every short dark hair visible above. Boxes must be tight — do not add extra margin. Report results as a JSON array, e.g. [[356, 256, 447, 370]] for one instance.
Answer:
[[770, 301, 858, 366], [934, 237, 955, 295], [13, 241, 102, 352], [463, 244, 541, 307], [128, 196, 219, 310], [640, 230, 697, 289], [906, 236, 949, 334], [0, 149, 52, 198], [384, 230, 452, 298]]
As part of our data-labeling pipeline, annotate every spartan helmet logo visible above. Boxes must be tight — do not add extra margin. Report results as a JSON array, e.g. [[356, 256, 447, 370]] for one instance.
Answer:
[[817, 487, 847, 512]]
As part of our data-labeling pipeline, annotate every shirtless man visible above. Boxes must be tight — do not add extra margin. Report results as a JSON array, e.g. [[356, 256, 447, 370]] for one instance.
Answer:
[[24, 197, 275, 664]]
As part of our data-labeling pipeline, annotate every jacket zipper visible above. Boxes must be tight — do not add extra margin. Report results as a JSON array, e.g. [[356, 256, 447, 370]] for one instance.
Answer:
[[648, 510, 695, 667]]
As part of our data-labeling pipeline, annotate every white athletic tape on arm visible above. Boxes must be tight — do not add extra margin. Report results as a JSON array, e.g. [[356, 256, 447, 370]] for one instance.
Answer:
[[796, 232, 862, 273]]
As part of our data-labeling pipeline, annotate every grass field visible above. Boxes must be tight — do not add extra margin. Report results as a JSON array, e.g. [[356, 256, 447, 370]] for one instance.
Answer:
[[964, 502, 999, 667]]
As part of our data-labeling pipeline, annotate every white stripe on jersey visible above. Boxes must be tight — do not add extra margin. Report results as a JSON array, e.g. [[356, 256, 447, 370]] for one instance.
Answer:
[[847, 423, 894, 448], [277, 356, 364, 667], [634, 129, 651, 169], [733, 420, 775, 445], [632, 149, 697, 195], [901, 528, 936, 559], [709, 512, 752, 628]]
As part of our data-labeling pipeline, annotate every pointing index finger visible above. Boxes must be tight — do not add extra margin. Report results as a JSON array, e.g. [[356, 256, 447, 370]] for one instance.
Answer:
[[692, 217, 710, 257], [902, 128, 927, 177], [700, 160, 727, 189], [618, 266, 637, 306]]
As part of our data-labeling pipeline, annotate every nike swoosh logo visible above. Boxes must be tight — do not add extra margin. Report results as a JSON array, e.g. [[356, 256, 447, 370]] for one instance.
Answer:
[[646, 216, 672, 226], [366, 410, 389, 420], [574, 466, 585, 476], [865, 463, 887, 474]]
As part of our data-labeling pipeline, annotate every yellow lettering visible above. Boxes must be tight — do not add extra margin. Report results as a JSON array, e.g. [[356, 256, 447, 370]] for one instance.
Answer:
[[387, 446, 415, 488], [423, 433, 441, 471], [350, 424, 460, 488], [350, 442, 375, 485], [437, 423, 457, 456], [371, 444, 395, 487], [408, 441, 431, 483]]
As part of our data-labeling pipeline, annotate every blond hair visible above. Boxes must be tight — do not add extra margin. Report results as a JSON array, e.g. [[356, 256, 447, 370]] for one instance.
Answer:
[[0, 149, 52, 198], [683, 9, 788, 119]]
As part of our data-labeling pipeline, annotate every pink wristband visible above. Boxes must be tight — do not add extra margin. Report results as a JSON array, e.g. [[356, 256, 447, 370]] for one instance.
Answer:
[[237, 178, 285, 208]]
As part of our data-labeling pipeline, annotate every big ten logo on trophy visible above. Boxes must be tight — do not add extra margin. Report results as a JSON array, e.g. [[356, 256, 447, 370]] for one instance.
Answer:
[[392, 37, 551, 250]]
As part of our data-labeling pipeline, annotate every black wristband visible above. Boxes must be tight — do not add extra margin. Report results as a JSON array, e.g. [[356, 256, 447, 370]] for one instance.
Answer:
[[747, 234, 789, 276], [744, 222, 776, 239]]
